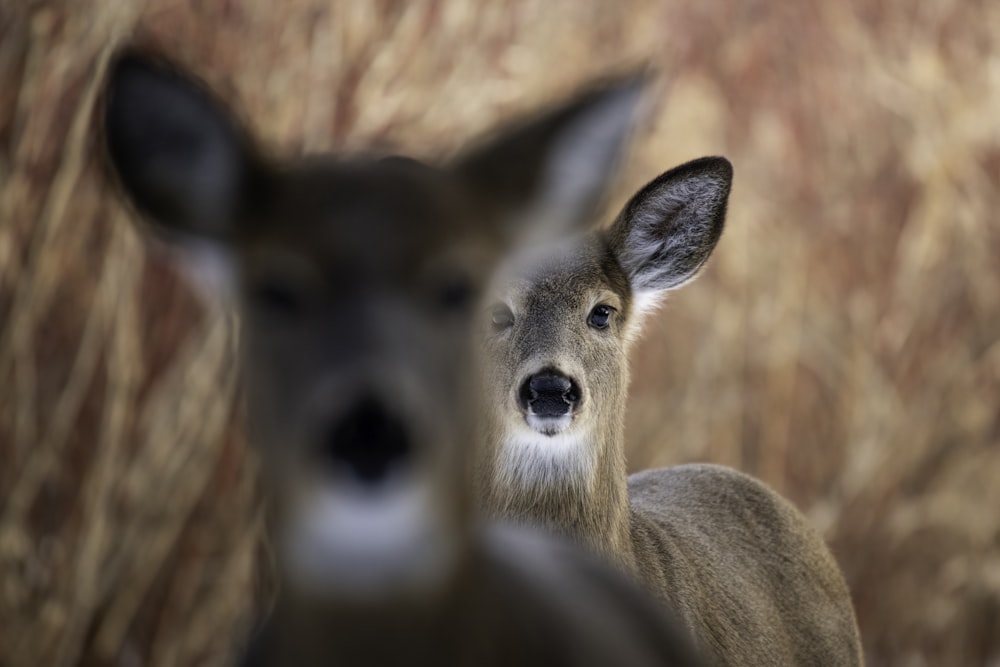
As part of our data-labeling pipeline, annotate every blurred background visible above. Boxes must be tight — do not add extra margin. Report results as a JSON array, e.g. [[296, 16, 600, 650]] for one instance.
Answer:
[[1, 0, 998, 665]]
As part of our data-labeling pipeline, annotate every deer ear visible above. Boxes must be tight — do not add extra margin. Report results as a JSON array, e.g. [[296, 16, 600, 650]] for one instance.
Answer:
[[609, 157, 732, 294], [103, 51, 258, 242], [450, 73, 648, 244]]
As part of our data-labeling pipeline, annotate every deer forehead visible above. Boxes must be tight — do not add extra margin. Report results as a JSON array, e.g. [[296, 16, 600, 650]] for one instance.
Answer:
[[497, 235, 631, 312], [232, 159, 488, 275]]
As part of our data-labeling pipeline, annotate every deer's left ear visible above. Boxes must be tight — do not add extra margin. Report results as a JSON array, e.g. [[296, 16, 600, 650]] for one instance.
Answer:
[[103, 50, 265, 304], [608, 156, 732, 294], [103, 50, 261, 242], [450, 73, 648, 244]]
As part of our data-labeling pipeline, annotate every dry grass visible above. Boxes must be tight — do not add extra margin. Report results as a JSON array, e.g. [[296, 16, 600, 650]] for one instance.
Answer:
[[0, 1, 997, 665]]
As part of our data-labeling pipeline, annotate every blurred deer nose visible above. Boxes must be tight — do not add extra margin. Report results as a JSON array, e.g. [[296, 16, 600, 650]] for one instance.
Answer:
[[519, 369, 581, 417], [323, 396, 412, 483]]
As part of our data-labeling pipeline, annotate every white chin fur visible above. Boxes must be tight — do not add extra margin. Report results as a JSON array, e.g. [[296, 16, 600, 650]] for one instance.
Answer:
[[497, 426, 596, 490], [280, 478, 455, 600], [526, 412, 573, 436]]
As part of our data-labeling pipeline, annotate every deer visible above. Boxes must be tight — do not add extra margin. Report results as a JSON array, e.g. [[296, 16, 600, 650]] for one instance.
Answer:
[[100, 50, 704, 666], [476, 157, 865, 665]]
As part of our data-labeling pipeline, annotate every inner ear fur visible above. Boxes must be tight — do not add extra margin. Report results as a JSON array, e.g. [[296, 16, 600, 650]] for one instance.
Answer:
[[450, 72, 651, 245]]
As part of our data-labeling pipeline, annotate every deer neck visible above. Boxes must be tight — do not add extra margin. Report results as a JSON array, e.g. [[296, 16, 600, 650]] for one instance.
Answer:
[[479, 407, 634, 572], [254, 538, 486, 666]]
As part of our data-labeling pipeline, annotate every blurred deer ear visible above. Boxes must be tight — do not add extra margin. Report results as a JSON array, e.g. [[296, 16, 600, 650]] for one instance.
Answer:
[[103, 50, 258, 242], [451, 73, 648, 244], [609, 156, 732, 293]]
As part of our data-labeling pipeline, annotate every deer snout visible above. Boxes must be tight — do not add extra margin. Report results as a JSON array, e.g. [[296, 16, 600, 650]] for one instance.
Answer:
[[518, 369, 582, 418], [322, 395, 413, 484]]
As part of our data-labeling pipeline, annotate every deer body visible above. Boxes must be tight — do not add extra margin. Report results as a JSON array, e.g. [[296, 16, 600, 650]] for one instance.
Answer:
[[101, 52, 701, 666], [478, 159, 864, 665], [245, 523, 697, 667], [628, 464, 860, 664]]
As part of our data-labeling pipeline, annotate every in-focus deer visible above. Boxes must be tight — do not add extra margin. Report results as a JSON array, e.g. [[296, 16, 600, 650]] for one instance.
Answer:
[[100, 51, 703, 666], [477, 158, 864, 665]]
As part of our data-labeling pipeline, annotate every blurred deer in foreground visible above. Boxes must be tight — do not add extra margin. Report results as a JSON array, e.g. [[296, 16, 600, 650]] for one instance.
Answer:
[[100, 51, 703, 666], [477, 158, 864, 665]]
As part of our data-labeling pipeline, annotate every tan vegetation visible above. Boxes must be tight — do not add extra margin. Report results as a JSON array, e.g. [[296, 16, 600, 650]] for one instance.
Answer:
[[0, 1, 997, 665]]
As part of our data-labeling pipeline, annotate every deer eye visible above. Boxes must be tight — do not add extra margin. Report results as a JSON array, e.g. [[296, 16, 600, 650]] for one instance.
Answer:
[[250, 279, 307, 318], [588, 304, 614, 329], [245, 253, 321, 320], [489, 304, 515, 332], [435, 274, 476, 313]]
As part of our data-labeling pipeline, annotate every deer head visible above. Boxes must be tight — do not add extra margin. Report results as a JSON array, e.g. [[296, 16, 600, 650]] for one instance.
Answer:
[[102, 50, 648, 602], [477, 157, 733, 519]]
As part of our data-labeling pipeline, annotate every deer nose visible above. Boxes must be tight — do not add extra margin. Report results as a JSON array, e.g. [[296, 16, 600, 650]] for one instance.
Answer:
[[322, 396, 412, 484], [518, 369, 581, 417]]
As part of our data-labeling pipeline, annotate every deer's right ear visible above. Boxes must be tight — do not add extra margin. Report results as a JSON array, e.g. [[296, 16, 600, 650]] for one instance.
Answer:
[[609, 156, 732, 293], [450, 74, 648, 245], [103, 52, 256, 241]]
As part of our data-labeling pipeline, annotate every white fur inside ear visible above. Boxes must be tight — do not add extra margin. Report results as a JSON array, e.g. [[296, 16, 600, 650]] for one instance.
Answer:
[[519, 84, 644, 243], [164, 237, 236, 307], [545, 88, 640, 210], [618, 169, 728, 292], [497, 429, 597, 492], [280, 479, 456, 600]]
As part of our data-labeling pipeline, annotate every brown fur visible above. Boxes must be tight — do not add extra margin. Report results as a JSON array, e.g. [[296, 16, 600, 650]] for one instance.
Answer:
[[477, 158, 864, 665]]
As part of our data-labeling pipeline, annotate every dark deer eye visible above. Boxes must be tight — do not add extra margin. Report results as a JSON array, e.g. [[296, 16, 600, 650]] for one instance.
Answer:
[[489, 304, 515, 332], [251, 280, 306, 318], [436, 275, 475, 313], [588, 305, 614, 329]]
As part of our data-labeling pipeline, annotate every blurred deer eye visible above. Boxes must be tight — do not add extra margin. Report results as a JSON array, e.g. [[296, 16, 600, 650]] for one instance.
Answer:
[[490, 304, 515, 332], [588, 304, 614, 329], [436, 275, 475, 313], [251, 280, 306, 318], [245, 252, 321, 320]]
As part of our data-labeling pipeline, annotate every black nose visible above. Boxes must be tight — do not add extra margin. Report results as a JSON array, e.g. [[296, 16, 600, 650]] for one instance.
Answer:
[[323, 396, 412, 483], [518, 370, 581, 417]]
